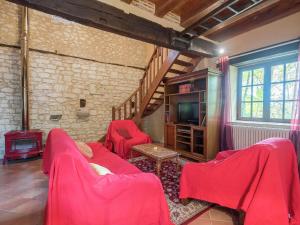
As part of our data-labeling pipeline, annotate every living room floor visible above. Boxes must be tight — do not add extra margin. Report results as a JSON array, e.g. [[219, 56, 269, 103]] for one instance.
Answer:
[[0, 159, 238, 225]]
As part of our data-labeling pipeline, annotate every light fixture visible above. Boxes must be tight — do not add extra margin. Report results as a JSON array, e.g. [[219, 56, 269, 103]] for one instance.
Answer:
[[218, 48, 225, 55]]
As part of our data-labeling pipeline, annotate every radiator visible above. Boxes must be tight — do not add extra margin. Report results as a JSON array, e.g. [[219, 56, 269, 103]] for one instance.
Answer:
[[231, 124, 290, 149]]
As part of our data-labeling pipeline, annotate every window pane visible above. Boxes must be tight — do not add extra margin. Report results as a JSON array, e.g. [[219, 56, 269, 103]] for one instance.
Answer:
[[271, 83, 283, 100], [253, 68, 264, 85], [242, 87, 252, 101], [284, 101, 295, 120], [286, 62, 298, 81], [242, 70, 252, 86], [253, 85, 264, 101], [270, 101, 283, 119], [241, 102, 251, 118], [285, 82, 297, 100], [252, 102, 263, 118], [271, 64, 284, 83]]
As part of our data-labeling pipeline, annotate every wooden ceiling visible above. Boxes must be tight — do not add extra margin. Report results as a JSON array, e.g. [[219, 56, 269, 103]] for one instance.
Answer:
[[122, 0, 300, 41]]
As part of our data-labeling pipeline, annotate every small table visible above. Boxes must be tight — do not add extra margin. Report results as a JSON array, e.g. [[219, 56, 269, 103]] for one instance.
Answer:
[[131, 143, 180, 177]]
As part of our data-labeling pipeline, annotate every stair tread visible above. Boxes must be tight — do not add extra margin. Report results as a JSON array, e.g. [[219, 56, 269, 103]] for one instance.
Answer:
[[168, 68, 186, 74], [155, 91, 164, 94], [174, 59, 193, 67], [151, 97, 164, 100]]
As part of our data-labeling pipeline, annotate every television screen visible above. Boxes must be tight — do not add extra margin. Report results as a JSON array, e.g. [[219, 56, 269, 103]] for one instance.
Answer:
[[177, 102, 199, 124]]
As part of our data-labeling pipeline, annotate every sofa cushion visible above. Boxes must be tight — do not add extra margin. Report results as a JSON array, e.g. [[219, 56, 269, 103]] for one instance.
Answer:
[[90, 163, 113, 175], [76, 141, 93, 158], [117, 128, 132, 139]]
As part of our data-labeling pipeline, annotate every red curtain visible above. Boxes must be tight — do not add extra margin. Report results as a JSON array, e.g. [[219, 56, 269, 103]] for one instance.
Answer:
[[289, 43, 300, 171], [219, 56, 234, 151]]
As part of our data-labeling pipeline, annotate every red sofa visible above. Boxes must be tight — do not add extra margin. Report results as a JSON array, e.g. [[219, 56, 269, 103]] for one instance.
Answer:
[[43, 128, 172, 225], [180, 138, 300, 225], [105, 120, 151, 159]]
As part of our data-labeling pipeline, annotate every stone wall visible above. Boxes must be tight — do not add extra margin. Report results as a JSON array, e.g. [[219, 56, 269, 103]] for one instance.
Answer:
[[0, 0, 149, 158], [29, 51, 143, 142], [0, 47, 22, 158]]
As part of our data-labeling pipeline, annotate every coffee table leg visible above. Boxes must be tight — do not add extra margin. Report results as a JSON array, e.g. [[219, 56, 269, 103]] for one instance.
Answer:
[[176, 155, 180, 171], [156, 161, 161, 177]]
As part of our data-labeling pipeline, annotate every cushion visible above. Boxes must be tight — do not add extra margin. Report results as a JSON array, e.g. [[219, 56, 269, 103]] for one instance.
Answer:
[[90, 163, 113, 175], [75, 141, 93, 158], [117, 128, 132, 139]]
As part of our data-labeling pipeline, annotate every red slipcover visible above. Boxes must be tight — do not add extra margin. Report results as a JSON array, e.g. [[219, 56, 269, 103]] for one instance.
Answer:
[[180, 138, 300, 225], [105, 120, 151, 159], [43, 128, 172, 225]]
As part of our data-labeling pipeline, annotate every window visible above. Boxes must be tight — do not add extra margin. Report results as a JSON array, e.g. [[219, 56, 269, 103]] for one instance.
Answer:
[[238, 57, 299, 123]]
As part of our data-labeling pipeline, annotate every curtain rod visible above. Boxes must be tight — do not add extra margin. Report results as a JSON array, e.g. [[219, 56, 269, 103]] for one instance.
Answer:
[[229, 38, 300, 60]]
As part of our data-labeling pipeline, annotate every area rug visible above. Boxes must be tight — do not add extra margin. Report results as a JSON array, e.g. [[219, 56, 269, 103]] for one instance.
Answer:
[[130, 157, 211, 225]]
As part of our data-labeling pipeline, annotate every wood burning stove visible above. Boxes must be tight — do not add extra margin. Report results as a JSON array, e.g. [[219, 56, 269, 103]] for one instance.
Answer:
[[2, 8, 43, 165], [3, 130, 43, 164]]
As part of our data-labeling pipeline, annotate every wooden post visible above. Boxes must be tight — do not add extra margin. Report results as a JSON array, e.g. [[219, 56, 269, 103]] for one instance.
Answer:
[[129, 97, 132, 118], [156, 48, 159, 77], [124, 103, 127, 119], [134, 92, 138, 115], [112, 106, 116, 120], [161, 47, 164, 67], [118, 108, 121, 120], [139, 79, 143, 101]]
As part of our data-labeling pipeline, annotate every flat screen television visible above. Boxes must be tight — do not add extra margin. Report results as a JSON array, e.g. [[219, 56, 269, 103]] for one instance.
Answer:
[[177, 102, 199, 125]]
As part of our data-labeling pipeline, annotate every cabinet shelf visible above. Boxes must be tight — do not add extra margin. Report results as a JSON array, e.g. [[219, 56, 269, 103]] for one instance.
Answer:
[[176, 134, 191, 138], [166, 90, 205, 96], [176, 140, 191, 145], [164, 68, 222, 161]]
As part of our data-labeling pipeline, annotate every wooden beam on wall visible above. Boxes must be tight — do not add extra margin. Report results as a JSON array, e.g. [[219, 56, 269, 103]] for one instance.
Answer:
[[7, 0, 219, 57]]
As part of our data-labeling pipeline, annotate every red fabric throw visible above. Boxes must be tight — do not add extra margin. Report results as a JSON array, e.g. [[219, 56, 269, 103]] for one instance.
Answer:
[[104, 120, 151, 159], [43, 128, 172, 225], [180, 138, 300, 225]]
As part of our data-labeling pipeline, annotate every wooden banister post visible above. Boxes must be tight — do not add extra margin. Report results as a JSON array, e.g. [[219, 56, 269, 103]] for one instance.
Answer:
[[139, 79, 143, 105], [118, 108, 121, 120], [134, 92, 138, 115], [112, 106, 116, 120], [129, 97, 132, 118], [124, 103, 127, 119]]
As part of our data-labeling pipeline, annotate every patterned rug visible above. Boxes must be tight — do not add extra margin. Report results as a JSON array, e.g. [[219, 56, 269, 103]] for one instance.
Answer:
[[130, 157, 211, 225]]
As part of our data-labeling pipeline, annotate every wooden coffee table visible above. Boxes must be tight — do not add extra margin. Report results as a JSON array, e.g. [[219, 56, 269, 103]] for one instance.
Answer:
[[131, 143, 180, 177]]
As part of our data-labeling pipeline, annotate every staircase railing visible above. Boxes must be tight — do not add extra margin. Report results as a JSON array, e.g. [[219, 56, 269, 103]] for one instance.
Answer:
[[112, 46, 171, 121]]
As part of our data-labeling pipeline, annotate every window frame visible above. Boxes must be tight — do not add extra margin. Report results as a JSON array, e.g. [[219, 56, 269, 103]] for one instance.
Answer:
[[237, 55, 298, 123]]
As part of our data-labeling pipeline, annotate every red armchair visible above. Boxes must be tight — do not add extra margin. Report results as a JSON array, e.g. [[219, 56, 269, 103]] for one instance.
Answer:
[[105, 120, 151, 159], [179, 138, 300, 225]]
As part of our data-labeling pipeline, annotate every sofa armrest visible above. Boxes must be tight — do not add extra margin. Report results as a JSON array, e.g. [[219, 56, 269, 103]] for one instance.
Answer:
[[92, 173, 172, 225], [111, 131, 125, 143]]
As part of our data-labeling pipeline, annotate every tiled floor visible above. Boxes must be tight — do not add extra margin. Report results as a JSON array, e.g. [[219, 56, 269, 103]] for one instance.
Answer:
[[0, 159, 240, 225], [188, 206, 239, 225]]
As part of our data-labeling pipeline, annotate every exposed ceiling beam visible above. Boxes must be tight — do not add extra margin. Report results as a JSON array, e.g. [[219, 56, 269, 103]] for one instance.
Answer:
[[203, 0, 280, 37], [207, 0, 300, 41], [7, 0, 220, 57], [155, 0, 185, 17], [181, 0, 238, 28], [121, 0, 133, 4]]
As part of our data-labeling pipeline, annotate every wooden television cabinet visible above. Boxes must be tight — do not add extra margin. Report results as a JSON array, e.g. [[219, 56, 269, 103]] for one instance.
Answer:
[[164, 68, 222, 161]]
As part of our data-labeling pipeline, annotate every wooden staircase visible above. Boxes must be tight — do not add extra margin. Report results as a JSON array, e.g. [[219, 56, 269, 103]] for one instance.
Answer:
[[112, 46, 202, 123]]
